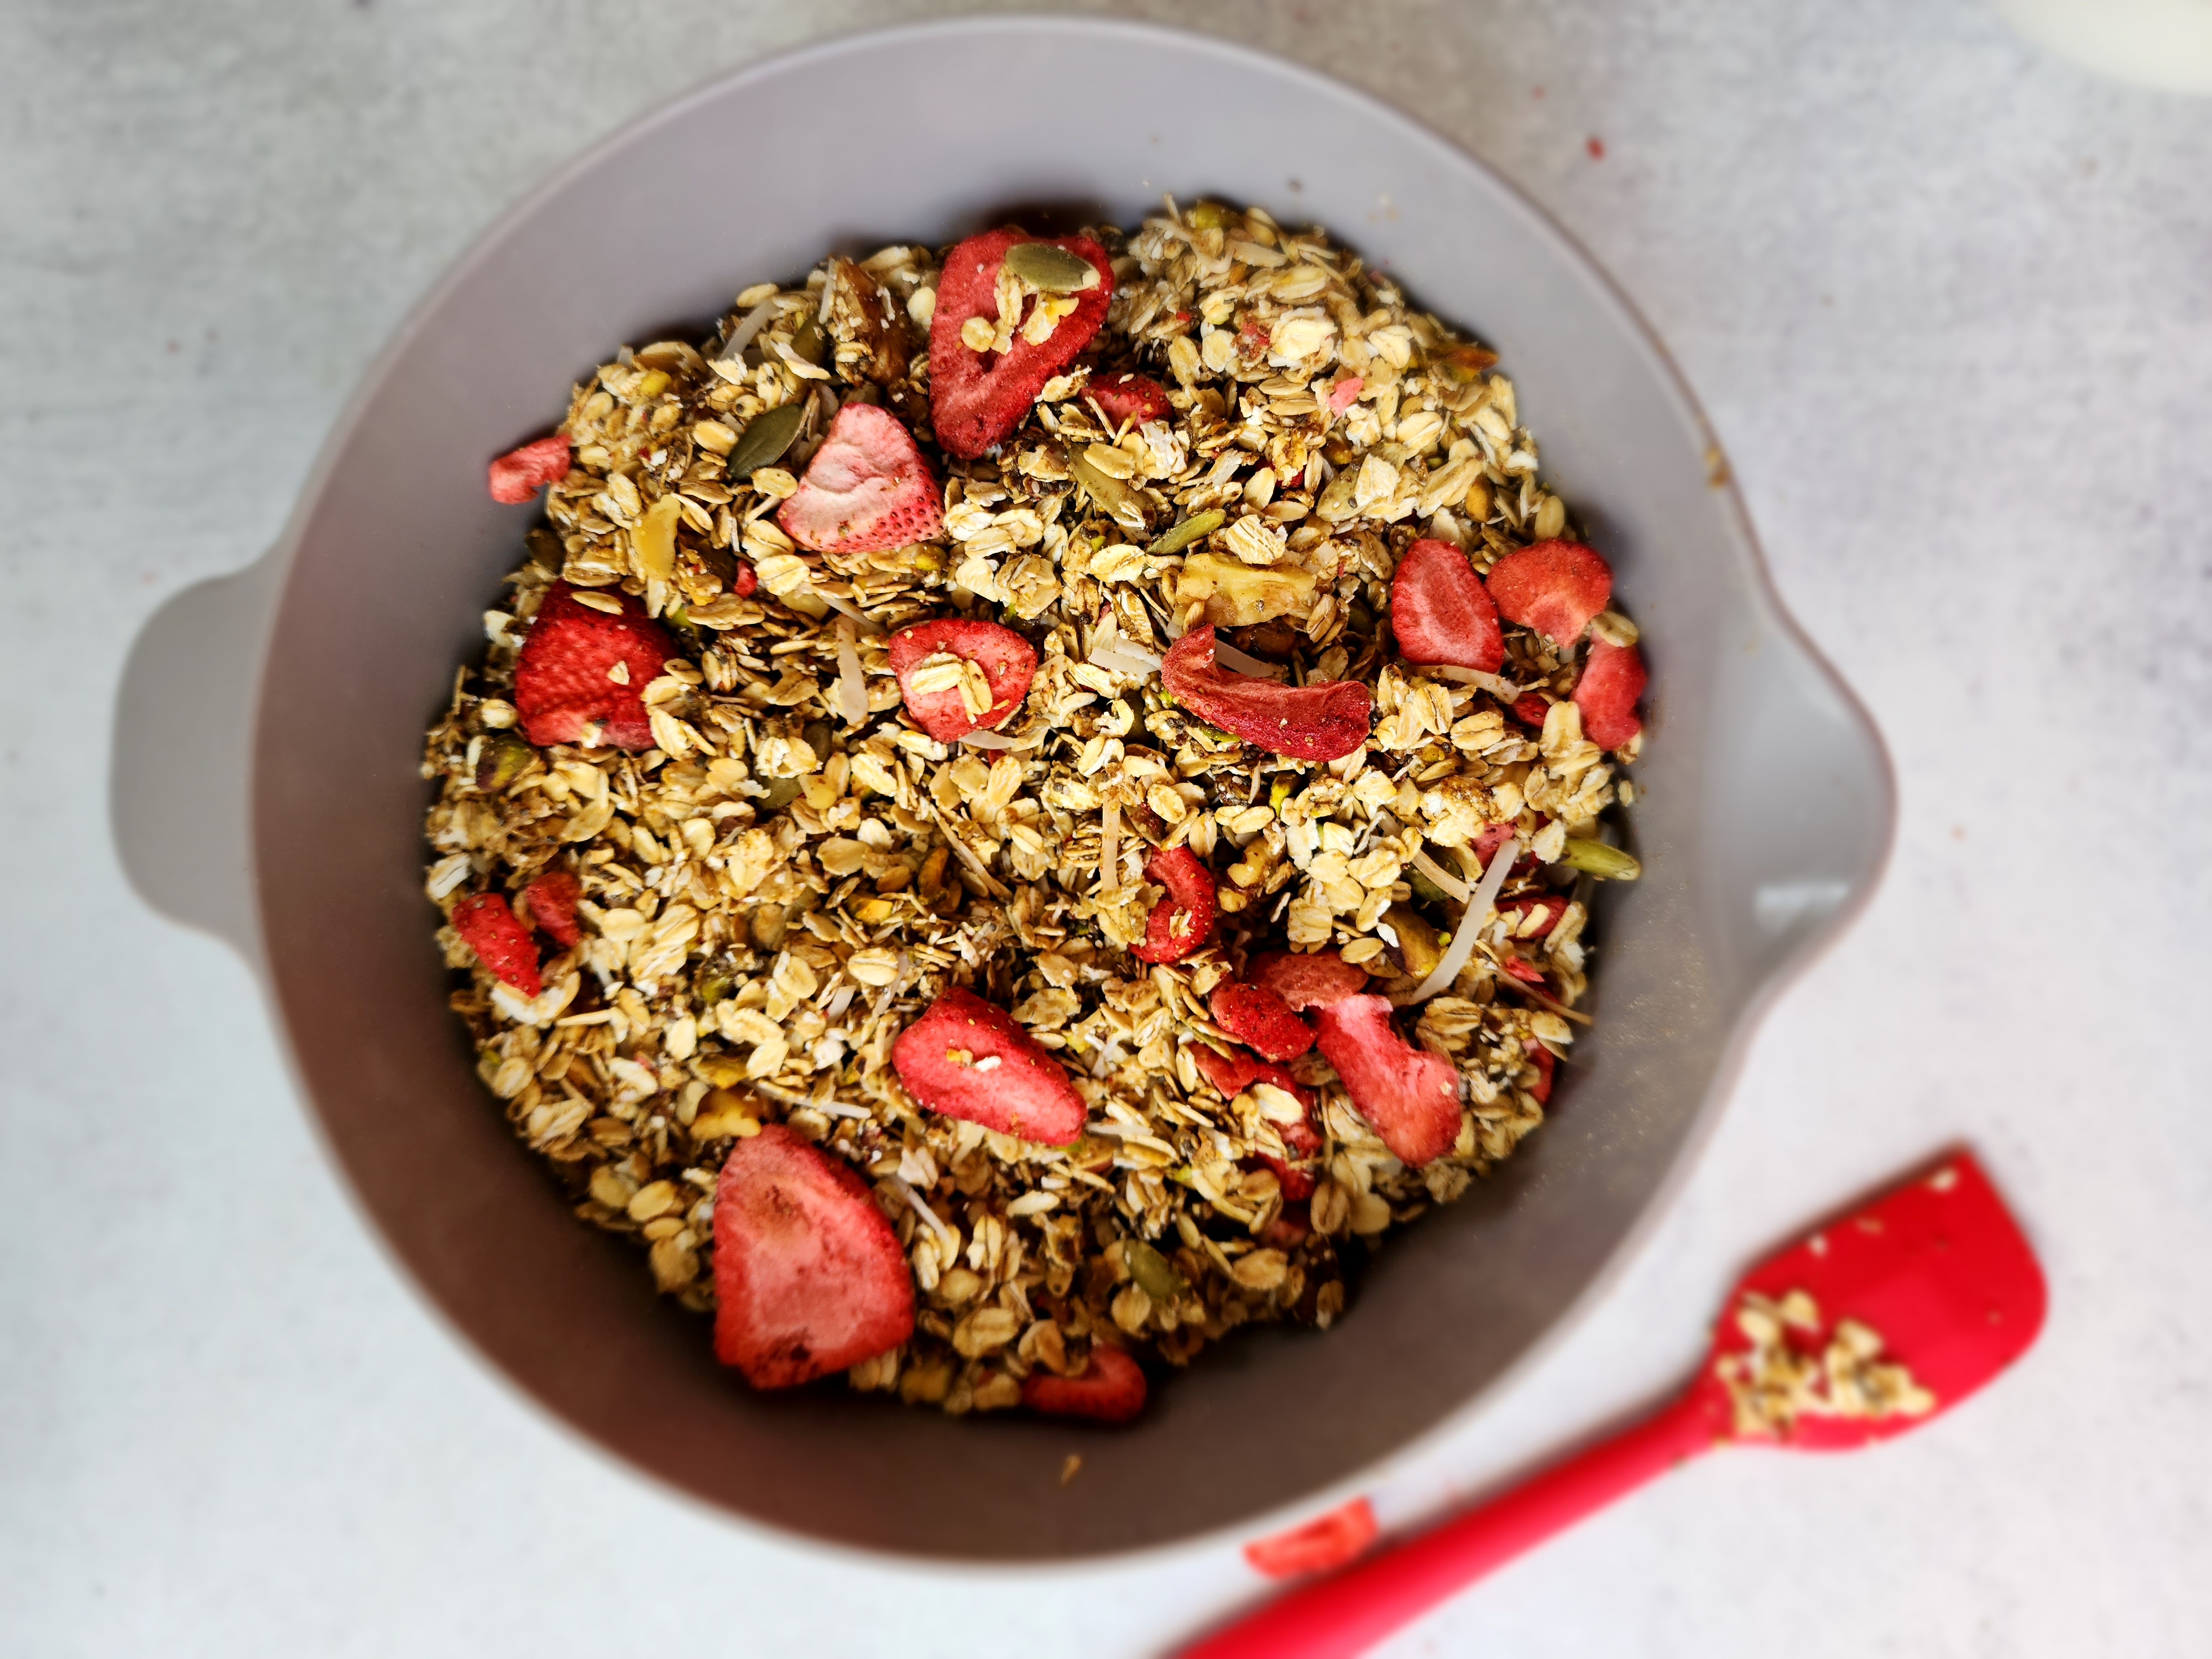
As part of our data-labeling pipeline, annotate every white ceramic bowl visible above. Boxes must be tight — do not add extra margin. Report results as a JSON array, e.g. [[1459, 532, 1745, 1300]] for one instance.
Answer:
[[113, 15, 1891, 1561]]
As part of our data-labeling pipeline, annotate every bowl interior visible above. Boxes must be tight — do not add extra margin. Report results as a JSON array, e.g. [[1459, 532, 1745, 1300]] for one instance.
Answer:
[[248, 17, 1889, 1560]]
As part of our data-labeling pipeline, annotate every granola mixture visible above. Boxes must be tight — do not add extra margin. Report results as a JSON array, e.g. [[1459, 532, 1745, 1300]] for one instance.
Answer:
[[423, 201, 1648, 1418], [1717, 1288, 1938, 1437]]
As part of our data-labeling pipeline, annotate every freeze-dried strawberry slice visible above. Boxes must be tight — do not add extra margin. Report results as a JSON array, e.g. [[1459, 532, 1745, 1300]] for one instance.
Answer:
[[1160, 625, 1371, 762], [1485, 539, 1614, 646], [1509, 693, 1553, 728], [1086, 372, 1171, 430], [887, 617, 1039, 742], [488, 435, 571, 503], [1526, 1042, 1556, 1105], [778, 402, 943, 554], [711, 1124, 915, 1389], [1391, 538, 1505, 672], [1022, 1342, 1147, 1425], [892, 985, 1087, 1145], [1500, 894, 1569, 938], [1210, 982, 1315, 1063], [1246, 950, 1369, 1013], [513, 581, 678, 751], [1191, 1045, 1312, 1107], [1313, 994, 1462, 1167], [1245, 1498, 1380, 1579], [1130, 844, 1217, 964], [1261, 1111, 1324, 1202], [521, 869, 583, 947], [1473, 821, 1522, 870], [1191, 1044, 1321, 1196], [1573, 637, 1647, 750], [930, 228, 1115, 458], [451, 892, 542, 997], [1503, 954, 1547, 986]]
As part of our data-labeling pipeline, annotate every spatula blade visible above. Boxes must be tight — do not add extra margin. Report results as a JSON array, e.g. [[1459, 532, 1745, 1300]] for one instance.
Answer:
[[1708, 1150, 2046, 1452]]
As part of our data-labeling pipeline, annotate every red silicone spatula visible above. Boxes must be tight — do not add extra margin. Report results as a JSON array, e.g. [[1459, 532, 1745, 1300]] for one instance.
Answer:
[[1183, 1149, 2046, 1659]]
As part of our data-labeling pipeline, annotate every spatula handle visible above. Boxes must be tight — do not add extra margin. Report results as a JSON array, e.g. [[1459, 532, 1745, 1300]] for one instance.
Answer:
[[1182, 1390, 1720, 1659]]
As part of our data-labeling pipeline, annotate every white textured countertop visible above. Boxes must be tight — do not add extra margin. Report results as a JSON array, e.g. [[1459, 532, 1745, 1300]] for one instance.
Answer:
[[6, 3, 2209, 1654]]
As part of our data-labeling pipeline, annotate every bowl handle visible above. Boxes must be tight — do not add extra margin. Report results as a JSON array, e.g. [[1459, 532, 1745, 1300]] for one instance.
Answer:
[[1700, 611, 1896, 997], [109, 554, 281, 968]]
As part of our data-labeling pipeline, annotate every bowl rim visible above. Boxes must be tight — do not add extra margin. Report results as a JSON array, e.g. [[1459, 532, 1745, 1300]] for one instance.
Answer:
[[231, 10, 1897, 1567]]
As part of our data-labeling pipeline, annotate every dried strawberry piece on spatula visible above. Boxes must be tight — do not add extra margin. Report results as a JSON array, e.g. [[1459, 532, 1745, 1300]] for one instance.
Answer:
[[711, 1124, 915, 1389], [1022, 1342, 1147, 1425], [892, 986, 1088, 1145], [888, 618, 1038, 743], [450, 892, 542, 997], [930, 228, 1115, 458], [1210, 982, 1316, 1063], [1130, 844, 1218, 964], [1161, 625, 1371, 762], [1313, 993, 1463, 1167], [1485, 539, 1614, 647], [513, 582, 678, 751], [1573, 636, 1647, 750], [778, 401, 943, 554], [1391, 538, 1505, 672]]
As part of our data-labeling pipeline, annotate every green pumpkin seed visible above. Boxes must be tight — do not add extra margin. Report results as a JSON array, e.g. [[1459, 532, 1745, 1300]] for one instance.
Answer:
[[1147, 509, 1225, 557], [1407, 867, 1453, 909], [474, 733, 533, 793], [726, 403, 804, 480], [791, 316, 828, 365], [756, 776, 803, 813], [1560, 838, 1641, 880], [1126, 1238, 1189, 1301], [1004, 242, 1100, 294]]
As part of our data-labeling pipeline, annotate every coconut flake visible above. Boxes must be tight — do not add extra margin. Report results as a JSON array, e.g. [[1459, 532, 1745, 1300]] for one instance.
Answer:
[[718, 296, 779, 362], [1211, 639, 1287, 680], [1430, 666, 1523, 698], [1410, 846, 1473, 904], [816, 589, 881, 633], [889, 1175, 959, 1258], [1407, 837, 1519, 1003], [834, 620, 868, 725], [959, 728, 1042, 752], [1088, 627, 1163, 678]]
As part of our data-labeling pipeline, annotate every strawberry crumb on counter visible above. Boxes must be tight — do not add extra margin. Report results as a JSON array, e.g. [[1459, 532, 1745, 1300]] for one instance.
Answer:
[[425, 200, 1642, 1423]]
